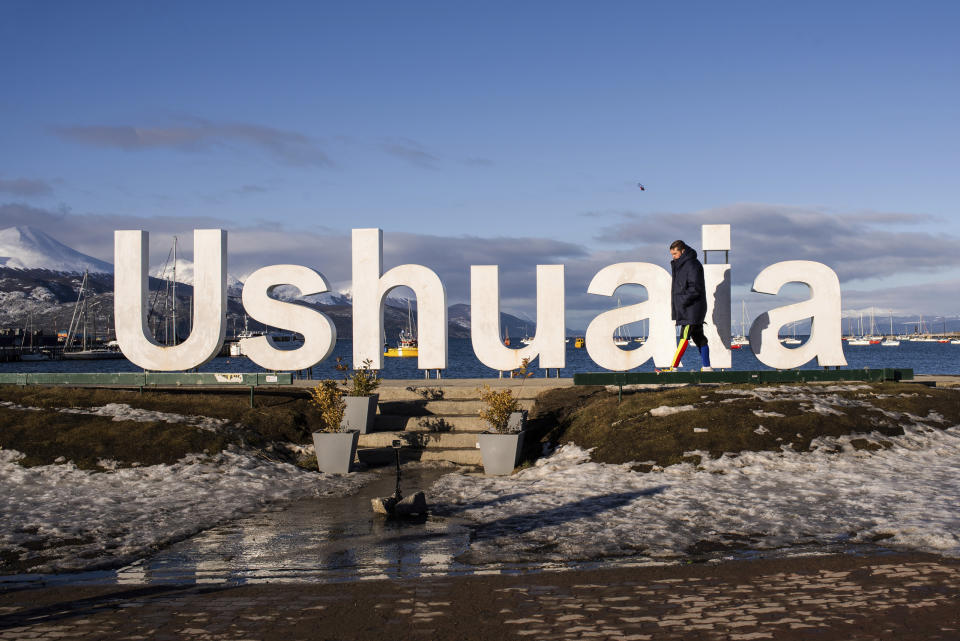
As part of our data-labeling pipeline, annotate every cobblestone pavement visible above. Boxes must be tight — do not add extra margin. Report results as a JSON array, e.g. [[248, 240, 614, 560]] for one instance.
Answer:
[[1, 552, 958, 640]]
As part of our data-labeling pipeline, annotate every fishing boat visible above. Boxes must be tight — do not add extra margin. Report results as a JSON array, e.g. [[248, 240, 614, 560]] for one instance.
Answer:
[[574, 337, 584, 349], [384, 299, 419, 357]]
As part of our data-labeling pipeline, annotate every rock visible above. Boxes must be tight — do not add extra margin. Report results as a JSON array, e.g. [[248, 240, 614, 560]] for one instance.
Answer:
[[370, 497, 397, 515], [394, 491, 428, 516]]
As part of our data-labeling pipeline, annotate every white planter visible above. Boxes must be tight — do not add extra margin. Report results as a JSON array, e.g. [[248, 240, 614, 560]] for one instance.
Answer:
[[477, 431, 525, 476], [506, 410, 528, 432], [341, 394, 379, 434], [312, 430, 360, 474]]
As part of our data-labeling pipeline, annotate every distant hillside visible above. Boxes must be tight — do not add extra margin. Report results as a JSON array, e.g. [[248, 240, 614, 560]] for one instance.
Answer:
[[0, 226, 563, 342], [0, 267, 540, 342], [0, 226, 112, 273]]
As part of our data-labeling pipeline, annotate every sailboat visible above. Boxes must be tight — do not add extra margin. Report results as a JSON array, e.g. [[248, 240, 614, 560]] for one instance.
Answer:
[[847, 313, 871, 346], [633, 318, 646, 343], [781, 321, 802, 345], [520, 324, 534, 345], [881, 310, 900, 346], [62, 270, 125, 360], [613, 298, 630, 346], [384, 299, 419, 357], [19, 313, 49, 361], [731, 301, 749, 348]]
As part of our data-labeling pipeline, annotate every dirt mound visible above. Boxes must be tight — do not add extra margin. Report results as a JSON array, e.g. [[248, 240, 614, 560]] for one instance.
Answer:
[[528, 382, 960, 470]]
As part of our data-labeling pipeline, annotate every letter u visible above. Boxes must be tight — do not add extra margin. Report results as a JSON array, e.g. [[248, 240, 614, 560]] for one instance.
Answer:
[[114, 230, 227, 371], [470, 265, 565, 370]]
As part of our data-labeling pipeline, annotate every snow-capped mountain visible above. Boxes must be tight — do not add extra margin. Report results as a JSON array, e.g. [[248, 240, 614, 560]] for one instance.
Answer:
[[0, 226, 112, 274], [151, 258, 244, 297]]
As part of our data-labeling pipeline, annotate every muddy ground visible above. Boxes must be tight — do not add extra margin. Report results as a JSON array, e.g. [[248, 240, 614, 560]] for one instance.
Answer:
[[1, 380, 958, 472]]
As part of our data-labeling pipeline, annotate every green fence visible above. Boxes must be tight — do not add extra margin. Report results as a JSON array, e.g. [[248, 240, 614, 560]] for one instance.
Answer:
[[0, 372, 292, 387], [574, 368, 913, 387]]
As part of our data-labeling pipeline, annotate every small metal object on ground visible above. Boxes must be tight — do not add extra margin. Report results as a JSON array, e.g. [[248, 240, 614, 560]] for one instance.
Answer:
[[371, 439, 428, 518]]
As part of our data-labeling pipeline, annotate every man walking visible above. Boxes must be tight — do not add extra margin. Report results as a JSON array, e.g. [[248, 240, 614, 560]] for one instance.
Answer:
[[669, 240, 711, 371]]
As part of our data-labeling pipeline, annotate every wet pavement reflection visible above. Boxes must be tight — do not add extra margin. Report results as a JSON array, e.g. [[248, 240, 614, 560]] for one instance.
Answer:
[[114, 465, 482, 585]]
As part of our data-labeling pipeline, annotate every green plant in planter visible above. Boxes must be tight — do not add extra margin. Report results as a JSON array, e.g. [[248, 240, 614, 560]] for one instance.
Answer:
[[479, 357, 535, 433], [336, 357, 382, 396], [478, 384, 520, 433], [308, 380, 346, 433]]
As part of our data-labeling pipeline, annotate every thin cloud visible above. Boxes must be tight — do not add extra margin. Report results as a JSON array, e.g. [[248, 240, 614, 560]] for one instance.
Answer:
[[462, 156, 494, 167], [379, 138, 440, 169], [52, 119, 334, 168], [0, 177, 54, 197]]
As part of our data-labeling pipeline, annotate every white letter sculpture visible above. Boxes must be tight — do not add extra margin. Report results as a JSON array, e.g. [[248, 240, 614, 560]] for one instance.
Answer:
[[114, 229, 227, 370], [240, 265, 337, 371], [352, 228, 447, 370], [470, 265, 565, 371], [701, 224, 732, 369], [749, 260, 847, 368], [585, 263, 674, 370]]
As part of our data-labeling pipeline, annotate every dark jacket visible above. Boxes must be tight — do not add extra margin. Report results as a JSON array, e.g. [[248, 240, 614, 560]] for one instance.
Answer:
[[671, 247, 707, 325]]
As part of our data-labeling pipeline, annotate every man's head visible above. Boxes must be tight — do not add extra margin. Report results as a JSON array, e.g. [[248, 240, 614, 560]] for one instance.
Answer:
[[669, 240, 687, 260]]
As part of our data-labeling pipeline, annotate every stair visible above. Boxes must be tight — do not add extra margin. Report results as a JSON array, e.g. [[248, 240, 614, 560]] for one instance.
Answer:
[[351, 379, 564, 466]]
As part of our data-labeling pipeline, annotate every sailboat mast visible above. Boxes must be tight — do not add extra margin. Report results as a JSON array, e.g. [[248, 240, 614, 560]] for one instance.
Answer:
[[171, 236, 178, 345]]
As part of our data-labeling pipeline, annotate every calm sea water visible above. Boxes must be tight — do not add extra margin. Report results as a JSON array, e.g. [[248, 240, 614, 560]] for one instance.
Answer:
[[2, 338, 958, 378]]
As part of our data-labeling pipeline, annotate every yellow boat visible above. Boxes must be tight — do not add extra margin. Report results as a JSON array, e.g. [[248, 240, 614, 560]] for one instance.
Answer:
[[385, 299, 419, 358], [574, 337, 585, 348], [384, 342, 418, 358]]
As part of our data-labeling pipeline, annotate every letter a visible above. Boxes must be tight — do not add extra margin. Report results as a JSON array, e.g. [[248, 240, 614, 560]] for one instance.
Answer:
[[585, 263, 674, 370], [749, 260, 847, 368]]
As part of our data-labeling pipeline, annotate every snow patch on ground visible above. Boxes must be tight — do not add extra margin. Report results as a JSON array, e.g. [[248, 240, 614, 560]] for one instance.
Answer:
[[753, 409, 785, 418], [0, 401, 42, 412], [650, 404, 696, 417], [58, 403, 232, 432], [0, 448, 372, 573], [431, 418, 960, 564]]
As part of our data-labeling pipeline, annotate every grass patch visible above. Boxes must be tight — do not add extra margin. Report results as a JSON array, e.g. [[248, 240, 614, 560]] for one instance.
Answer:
[[531, 382, 960, 469], [0, 385, 324, 469]]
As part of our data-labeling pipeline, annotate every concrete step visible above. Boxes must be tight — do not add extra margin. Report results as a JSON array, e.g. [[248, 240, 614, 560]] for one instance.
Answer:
[[359, 431, 483, 449], [356, 445, 482, 466], [377, 398, 534, 416], [417, 448, 482, 466], [374, 415, 491, 432]]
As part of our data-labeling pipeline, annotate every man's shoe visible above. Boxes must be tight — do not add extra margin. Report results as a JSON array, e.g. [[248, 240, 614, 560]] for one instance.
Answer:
[[701, 367, 713, 372]]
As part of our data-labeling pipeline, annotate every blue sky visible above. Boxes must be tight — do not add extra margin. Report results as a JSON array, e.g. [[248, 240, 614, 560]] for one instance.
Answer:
[[1, 1, 958, 327]]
